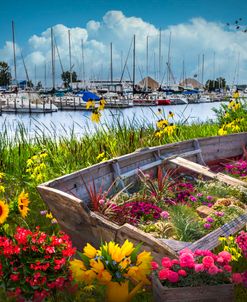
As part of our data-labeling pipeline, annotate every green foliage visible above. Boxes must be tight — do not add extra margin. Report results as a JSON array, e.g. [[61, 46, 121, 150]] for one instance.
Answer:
[[197, 181, 247, 204], [205, 77, 226, 92], [0, 61, 11, 86], [169, 205, 206, 241], [61, 71, 77, 87]]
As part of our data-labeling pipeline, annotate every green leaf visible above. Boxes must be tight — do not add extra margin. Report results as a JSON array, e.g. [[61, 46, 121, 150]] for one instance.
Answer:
[[130, 242, 142, 263]]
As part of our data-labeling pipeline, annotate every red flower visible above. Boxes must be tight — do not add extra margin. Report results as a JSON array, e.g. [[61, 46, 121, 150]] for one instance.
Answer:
[[161, 257, 172, 268], [151, 261, 159, 270], [10, 274, 19, 281], [202, 256, 214, 268], [178, 269, 187, 277], [232, 273, 243, 284], [158, 268, 169, 280], [167, 270, 179, 283]]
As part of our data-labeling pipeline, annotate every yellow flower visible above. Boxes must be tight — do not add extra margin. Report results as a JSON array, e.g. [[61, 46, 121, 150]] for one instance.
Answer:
[[84, 243, 97, 259], [46, 211, 53, 219], [0, 185, 5, 193], [119, 257, 131, 269], [70, 259, 86, 282], [127, 266, 139, 279], [108, 241, 125, 262], [84, 269, 97, 284], [98, 99, 106, 111], [168, 111, 174, 118], [0, 172, 4, 179], [90, 259, 105, 273], [155, 130, 162, 138], [91, 111, 101, 123], [156, 119, 168, 129], [120, 240, 134, 257], [98, 269, 112, 284], [18, 191, 30, 218], [86, 100, 95, 109], [218, 127, 227, 136], [137, 251, 152, 266], [83, 285, 95, 293], [96, 152, 105, 161], [0, 200, 9, 224]]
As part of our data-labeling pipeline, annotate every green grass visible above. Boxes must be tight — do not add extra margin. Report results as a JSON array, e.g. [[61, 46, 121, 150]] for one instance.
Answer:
[[0, 112, 246, 301]]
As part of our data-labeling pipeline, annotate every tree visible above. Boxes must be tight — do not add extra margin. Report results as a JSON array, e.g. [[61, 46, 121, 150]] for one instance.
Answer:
[[26, 80, 34, 88], [0, 61, 11, 86], [205, 77, 226, 92], [36, 81, 43, 90], [61, 71, 77, 88]]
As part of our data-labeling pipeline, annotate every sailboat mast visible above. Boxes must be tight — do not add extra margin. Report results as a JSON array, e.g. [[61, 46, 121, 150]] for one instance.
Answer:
[[201, 53, 205, 87], [44, 61, 47, 91], [146, 35, 149, 90], [51, 27, 55, 91], [68, 30, 72, 87], [12, 20, 17, 84], [132, 34, 136, 93], [81, 39, 85, 85], [21, 52, 30, 84], [167, 31, 172, 88], [110, 42, 113, 83], [213, 51, 215, 88], [158, 28, 161, 84]]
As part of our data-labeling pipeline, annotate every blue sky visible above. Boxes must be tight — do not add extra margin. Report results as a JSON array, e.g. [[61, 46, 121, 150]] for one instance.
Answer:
[[1, 0, 246, 48], [1, 0, 247, 85]]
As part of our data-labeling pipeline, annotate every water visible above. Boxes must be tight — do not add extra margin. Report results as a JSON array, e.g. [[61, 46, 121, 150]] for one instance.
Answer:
[[0, 102, 224, 138]]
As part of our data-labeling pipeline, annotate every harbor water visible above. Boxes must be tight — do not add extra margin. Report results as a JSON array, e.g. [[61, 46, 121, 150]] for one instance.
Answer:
[[0, 102, 225, 139]]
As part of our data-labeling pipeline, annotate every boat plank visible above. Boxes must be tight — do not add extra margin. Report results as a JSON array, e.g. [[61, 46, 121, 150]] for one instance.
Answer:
[[187, 213, 247, 251], [169, 157, 247, 187], [159, 239, 191, 252]]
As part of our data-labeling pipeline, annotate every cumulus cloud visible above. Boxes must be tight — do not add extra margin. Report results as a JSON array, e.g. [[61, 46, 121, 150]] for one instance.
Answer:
[[1, 11, 247, 86]]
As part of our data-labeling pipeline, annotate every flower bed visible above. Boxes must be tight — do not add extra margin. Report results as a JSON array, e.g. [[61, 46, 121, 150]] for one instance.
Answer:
[[151, 248, 235, 302], [92, 168, 246, 243]]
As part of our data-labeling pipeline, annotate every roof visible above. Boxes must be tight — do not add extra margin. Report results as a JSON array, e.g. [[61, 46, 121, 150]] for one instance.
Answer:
[[179, 78, 203, 89], [138, 76, 159, 90]]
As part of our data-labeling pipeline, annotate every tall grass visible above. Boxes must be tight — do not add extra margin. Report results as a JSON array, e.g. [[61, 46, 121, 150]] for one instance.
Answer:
[[0, 114, 233, 231]]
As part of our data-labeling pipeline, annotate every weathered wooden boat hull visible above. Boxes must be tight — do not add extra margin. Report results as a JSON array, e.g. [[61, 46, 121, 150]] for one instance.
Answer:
[[37, 133, 247, 260]]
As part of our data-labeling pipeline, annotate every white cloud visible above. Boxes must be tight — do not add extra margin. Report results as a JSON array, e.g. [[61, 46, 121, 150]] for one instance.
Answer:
[[1, 11, 247, 86]]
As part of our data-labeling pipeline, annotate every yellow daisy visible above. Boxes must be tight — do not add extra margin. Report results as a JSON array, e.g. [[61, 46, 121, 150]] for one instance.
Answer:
[[0, 200, 9, 224], [18, 191, 30, 218]]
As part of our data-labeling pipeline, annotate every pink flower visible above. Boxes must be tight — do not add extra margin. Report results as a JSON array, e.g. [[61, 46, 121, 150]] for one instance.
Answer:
[[208, 265, 219, 275], [232, 273, 243, 284], [179, 252, 195, 268], [160, 211, 169, 219], [98, 199, 105, 205], [171, 259, 180, 265], [161, 257, 172, 268], [159, 269, 169, 280], [178, 269, 187, 277], [218, 251, 232, 263], [206, 217, 214, 223], [204, 223, 211, 229], [223, 265, 232, 272], [195, 264, 204, 272], [151, 261, 159, 270], [202, 256, 214, 268], [167, 270, 179, 283]]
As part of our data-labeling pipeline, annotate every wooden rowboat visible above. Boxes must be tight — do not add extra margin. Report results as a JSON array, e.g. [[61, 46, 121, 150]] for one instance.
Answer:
[[37, 133, 247, 260]]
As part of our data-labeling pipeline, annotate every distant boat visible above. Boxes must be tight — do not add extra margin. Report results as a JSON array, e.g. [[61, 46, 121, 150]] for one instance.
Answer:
[[169, 95, 188, 105]]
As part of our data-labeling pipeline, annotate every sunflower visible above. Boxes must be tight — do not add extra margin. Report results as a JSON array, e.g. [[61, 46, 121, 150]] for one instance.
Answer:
[[0, 200, 9, 224], [18, 191, 30, 218]]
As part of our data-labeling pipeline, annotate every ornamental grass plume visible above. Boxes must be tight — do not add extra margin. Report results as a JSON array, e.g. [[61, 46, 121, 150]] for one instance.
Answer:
[[70, 240, 152, 286]]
